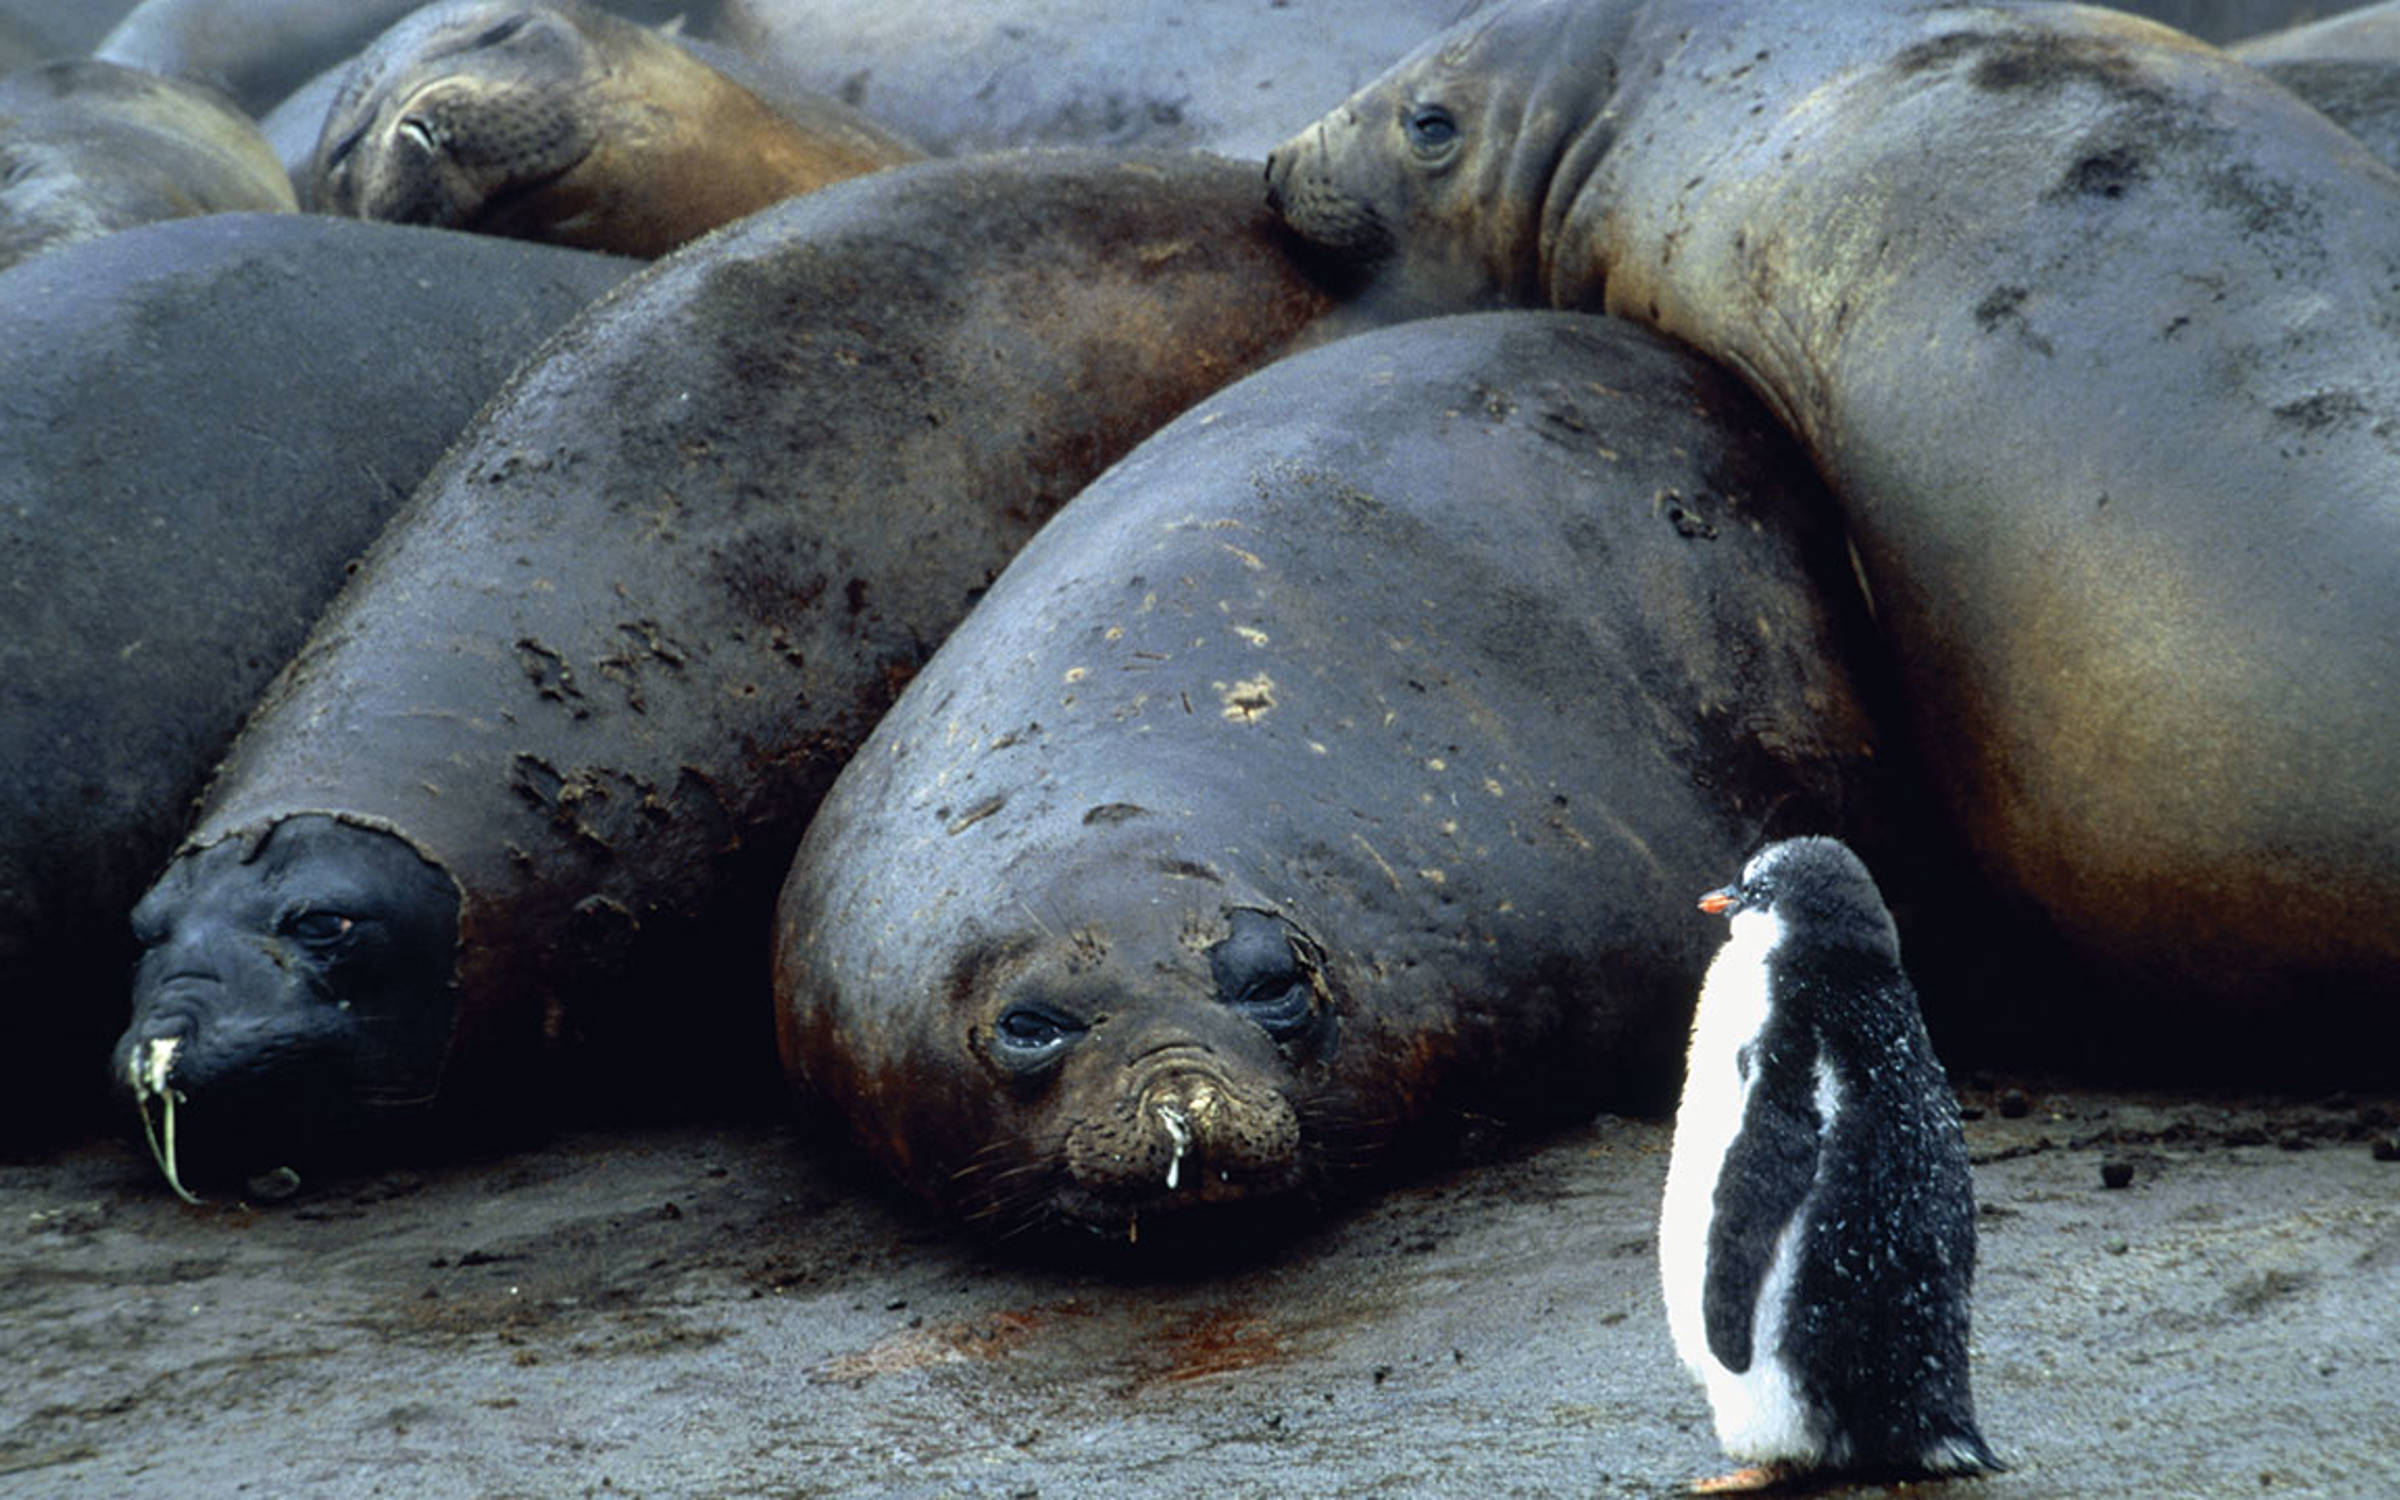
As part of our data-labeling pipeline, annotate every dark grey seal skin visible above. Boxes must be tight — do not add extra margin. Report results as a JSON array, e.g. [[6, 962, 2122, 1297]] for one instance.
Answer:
[[1267, 0, 2400, 1079], [311, 0, 923, 259], [0, 212, 639, 1148], [772, 311, 1900, 1250], [0, 60, 296, 273], [702, 0, 1472, 161], [112, 152, 1332, 1191]]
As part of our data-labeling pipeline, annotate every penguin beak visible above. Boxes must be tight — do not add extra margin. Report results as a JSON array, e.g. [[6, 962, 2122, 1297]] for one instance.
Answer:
[[1697, 886, 1739, 915]]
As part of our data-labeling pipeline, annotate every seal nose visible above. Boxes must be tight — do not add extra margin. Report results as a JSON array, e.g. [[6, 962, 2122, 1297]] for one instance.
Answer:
[[1133, 1065, 1300, 1194]]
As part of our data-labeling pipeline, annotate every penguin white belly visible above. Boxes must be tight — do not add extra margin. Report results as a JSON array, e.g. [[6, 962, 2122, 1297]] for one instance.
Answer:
[[1702, 1055, 1847, 1464], [1658, 908, 1779, 1381]]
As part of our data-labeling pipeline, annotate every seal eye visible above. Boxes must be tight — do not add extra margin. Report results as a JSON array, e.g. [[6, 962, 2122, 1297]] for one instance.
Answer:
[[284, 910, 356, 947], [1231, 979, 1316, 1041], [1406, 104, 1460, 158], [992, 1004, 1084, 1067]]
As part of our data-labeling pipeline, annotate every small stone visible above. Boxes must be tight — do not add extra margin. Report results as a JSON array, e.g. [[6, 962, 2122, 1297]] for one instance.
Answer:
[[2371, 1132, 2400, 1163], [245, 1166, 303, 1202], [1998, 1087, 2032, 1119], [2100, 1159, 2135, 1189], [2105, 1238, 2130, 1255]]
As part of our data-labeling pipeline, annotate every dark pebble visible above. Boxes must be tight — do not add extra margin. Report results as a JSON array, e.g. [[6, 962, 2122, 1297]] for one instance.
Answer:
[[2101, 1159, 2135, 1189], [1998, 1087, 2032, 1119], [2373, 1133, 2400, 1163]]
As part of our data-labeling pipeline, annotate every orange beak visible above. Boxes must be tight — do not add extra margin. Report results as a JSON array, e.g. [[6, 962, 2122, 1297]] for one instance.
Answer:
[[1697, 888, 1738, 915]]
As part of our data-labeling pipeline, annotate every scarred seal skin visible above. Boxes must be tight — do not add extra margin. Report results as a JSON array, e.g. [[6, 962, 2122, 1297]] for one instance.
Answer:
[[0, 60, 296, 273], [1267, 0, 2400, 1076], [772, 311, 1898, 1248], [311, 0, 923, 258], [0, 212, 637, 1146], [112, 152, 1332, 1188]]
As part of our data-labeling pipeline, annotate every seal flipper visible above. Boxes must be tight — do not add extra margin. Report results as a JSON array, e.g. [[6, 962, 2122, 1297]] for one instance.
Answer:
[[1702, 1028, 1822, 1373]]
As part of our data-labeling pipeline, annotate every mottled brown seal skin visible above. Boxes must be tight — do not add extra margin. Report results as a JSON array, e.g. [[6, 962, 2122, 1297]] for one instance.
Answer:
[[1266, 0, 2400, 1078], [0, 60, 296, 273], [774, 311, 1901, 1249], [112, 152, 1331, 1189], [312, 0, 922, 258]]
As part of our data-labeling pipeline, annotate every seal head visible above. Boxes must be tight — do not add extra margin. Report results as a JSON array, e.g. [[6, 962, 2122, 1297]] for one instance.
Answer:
[[312, 0, 921, 256], [1263, 0, 1631, 316], [112, 816, 460, 1191]]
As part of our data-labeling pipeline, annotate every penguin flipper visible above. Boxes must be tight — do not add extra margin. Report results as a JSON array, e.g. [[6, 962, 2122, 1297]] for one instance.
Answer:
[[1702, 1048, 1822, 1373]]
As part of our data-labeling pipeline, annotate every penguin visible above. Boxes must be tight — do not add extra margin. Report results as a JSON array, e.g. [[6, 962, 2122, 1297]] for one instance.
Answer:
[[1657, 836, 2002, 1493]]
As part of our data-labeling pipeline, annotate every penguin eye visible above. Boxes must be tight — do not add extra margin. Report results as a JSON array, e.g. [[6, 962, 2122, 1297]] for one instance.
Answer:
[[1405, 104, 1460, 159], [991, 1005, 1084, 1068]]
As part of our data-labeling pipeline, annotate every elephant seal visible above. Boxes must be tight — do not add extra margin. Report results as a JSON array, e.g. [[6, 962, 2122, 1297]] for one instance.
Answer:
[[113, 152, 1331, 1192], [704, 0, 1471, 160], [0, 60, 296, 273], [1268, 0, 2400, 1077], [2230, 3, 2400, 173], [92, 0, 707, 119], [0, 13, 60, 74], [312, 0, 922, 257], [772, 311, 1902, 1248], [0, 213, 638, 1148]]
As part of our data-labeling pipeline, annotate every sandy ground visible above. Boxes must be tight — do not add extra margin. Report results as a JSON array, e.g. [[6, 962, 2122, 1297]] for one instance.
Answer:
[[4, 1085, 2395, 1500]]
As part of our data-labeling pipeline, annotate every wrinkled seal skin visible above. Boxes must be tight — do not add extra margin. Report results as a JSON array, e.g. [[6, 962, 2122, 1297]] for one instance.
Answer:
[[1267, 0, 2400, 1076], [0, 60, 297, 274], [310, 0, 921, 259], [114, 152, 1331, 1187], [0, 213, 637, 1147], [705, 0, 1471, 160], [773, 311, 1898, 1248]]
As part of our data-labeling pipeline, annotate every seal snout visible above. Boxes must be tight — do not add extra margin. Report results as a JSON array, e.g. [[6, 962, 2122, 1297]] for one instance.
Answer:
[[1064, 1053, 1302, 1205]]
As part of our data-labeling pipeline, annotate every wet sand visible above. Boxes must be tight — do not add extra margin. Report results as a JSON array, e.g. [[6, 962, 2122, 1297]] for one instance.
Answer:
[[5, 1086, 2395, 1498]]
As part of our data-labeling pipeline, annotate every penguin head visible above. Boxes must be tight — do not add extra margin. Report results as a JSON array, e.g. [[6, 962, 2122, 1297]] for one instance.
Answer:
[[1698, 835, 1901, 963]]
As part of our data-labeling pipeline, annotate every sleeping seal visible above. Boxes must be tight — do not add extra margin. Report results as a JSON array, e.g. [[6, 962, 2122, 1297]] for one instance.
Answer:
[[112, 152, 1330, 1192], [773, 311, 1902, 1247], [311, 0, 922, 257]]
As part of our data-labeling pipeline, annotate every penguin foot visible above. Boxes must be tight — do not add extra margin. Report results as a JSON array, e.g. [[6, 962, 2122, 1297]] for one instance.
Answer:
[[1689, 1464, 1798, 1494]]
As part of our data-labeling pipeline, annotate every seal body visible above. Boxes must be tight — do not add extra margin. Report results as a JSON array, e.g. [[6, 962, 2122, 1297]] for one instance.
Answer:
[[0, 60, 296, 273], [1660, 837, 1998, 1488], [1268, 0, 2400, 1075], [311, 0, 922, 258], [112, 152, 1330, 1187], [0, 212, 636, 1144], [707, 0, 1467, 160], [2232, 3, 2400, 173], [773, 311, 1899, 1247]]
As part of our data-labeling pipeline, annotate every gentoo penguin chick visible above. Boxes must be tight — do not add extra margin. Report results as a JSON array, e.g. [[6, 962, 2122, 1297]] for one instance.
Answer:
[[1657, 836, 2001, 1492]]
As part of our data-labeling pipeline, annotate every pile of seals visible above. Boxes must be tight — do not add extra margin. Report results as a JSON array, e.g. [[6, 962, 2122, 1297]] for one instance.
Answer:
[[1, 0, 2394, 1249]]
